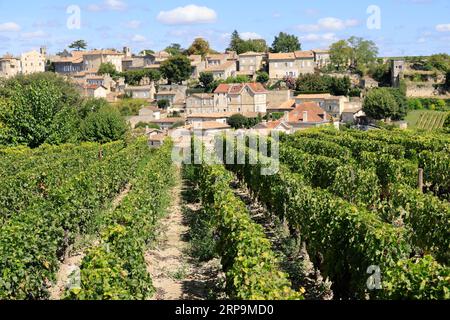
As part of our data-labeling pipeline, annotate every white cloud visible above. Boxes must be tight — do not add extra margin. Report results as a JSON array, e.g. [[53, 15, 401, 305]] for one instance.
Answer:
[[105, 0, 126, 11], [240, 32, 263, 40], [299, 33, 338, 43], [0, 22, 21, 32], [157, 5, 217, 25], [87, 0, 127, 12], [297, 17, 360, 32], [131, 34, 146, 42], [436, 24, 450, 32], [20, 30, 47, 39], [124, 20, 141, 29]]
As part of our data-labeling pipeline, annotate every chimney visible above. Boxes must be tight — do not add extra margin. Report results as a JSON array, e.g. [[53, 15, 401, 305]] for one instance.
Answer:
[[284, 111, 289, 121], [323, 111, 327, 121], [303, 111, 308, 122]]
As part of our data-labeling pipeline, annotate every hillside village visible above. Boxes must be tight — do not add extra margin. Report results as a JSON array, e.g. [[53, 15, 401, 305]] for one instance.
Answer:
[[1, 33, 450, 145], [0, 0, 450, 303]]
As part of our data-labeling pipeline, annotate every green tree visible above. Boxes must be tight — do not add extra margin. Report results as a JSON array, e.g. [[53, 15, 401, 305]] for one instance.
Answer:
[[227, 114, 248, 129], [228, 30, 244, 53], [81, 106, 128, 143], [160, 55, 192, 84], [225, 75, 251, 83], [140, 49, 155, 55], [348, 36, 378, 70], [187, 38, 211, 58], [426, 54, 450, 72], [157, 99, 170, 109], [329, 40, 352, 71], [0, 73, 82, 147], [228, 31, 268, 54], [271, 32, 301, 53], [199, 72, 215, 91], [363, 88, 399, 120], [120, 69, 161, 85], [386, 88, 408, 120], [165, 43, 184, 56], [135, 122, 160, 130], [79, 98, 110, 118], [330, 77, 351, 96], [98, 62, 117, 76], [69, 40, 88, 51], [256, 71, 269, 83]]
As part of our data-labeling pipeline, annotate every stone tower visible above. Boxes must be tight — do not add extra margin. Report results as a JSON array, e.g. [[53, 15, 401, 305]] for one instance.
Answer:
[[40, 46, 47, 57], [391, 59, 405, 87], [123, 47, 131, 58]]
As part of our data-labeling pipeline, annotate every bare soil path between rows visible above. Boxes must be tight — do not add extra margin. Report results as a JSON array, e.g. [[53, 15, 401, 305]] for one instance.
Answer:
[[146, 168, 221, 300]]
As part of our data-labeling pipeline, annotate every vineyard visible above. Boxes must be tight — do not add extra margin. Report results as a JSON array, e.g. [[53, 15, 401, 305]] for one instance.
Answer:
[[405, 110, 449, 130], [0, 127, 449, 300], [0, 138, 175, 299], [196, 127, 450, 300]]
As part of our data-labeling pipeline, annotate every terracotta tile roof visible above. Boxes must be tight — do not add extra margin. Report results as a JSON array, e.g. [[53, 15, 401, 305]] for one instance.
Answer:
[[80, 84, 106, 90], [125, 85, 154, 90], [239, 51, 265, 57], [312, 49, 329, 54], [247, 82, 267, 93], [294, 50, 314, 59], [288, 102, 330, 123], [295, 93, 333, 100], [213, 83, 267, 94], [214, 83, 230, 94], [188, 112, 235, 119], [268, 52, 295, 60], [84, 50, 123, 56], [189, 93, 214, 99], [206, 54, 228, 60], [205, 61, 236, 72], [192, 121, 231, 130], [151, 118, 185, 124], [268, 99, 296, 110]]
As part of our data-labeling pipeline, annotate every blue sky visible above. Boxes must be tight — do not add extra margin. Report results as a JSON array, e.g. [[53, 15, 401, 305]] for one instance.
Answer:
[[1, 0, 450, 56]]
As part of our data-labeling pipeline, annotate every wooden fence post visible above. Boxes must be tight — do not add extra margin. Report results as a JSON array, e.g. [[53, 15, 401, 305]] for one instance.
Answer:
[[418, 168, 424, 193], [98, 148, 103, 160]]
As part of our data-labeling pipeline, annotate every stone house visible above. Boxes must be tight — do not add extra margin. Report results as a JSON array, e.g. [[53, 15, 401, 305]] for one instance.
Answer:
[[254, 102, 331, 134], [294, 93, 349, 119], [78, 84, 109, 99], [294, 50, 315, 75], [155, 85, 187, 107], [125, 84, 156, 100], [82, 50, 124, 73], [52, 51, 85, 74], [127, 106, 162, 129], [268, 52, 297, 79], [268, 50, 318, 79], [312, 49, 331, 69], [238, 52, 265, 77], [186, 93, 215, 114], [204, 61, 237, 80], [150, 117, 185, 130], [214, 83, 268, 113], [20, 50, 46, 75], [189, 55, 206, 79], [0, 55, 21, 78]]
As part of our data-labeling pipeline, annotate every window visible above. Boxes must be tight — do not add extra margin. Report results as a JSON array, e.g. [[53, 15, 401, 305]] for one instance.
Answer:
[[289, 62, 293, 67]]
